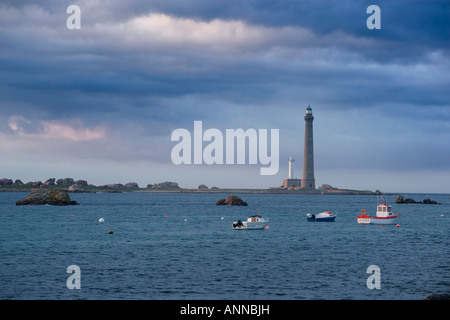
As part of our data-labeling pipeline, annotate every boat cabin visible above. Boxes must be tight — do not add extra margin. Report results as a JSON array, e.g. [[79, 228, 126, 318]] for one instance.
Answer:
[[376, 204, 394, 217], [248, 215, 262, 222]]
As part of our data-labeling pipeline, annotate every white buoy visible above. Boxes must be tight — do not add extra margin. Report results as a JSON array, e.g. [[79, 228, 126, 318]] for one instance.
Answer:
[[99, 218, 105, 223], [220, 217, 224, 220]]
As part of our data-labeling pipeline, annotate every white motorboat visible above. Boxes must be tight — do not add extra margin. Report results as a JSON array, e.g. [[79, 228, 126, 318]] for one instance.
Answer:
[[232, 215, 269, 230]]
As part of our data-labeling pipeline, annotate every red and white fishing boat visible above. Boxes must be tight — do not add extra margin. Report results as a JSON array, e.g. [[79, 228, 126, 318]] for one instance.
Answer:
[[357, 203, 399, 225]]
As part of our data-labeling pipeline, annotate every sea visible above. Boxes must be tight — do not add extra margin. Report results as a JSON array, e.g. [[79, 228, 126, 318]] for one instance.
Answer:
[[0, 191, 448, 300]]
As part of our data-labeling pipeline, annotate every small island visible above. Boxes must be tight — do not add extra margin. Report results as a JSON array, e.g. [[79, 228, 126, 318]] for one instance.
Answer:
[[395, 195, 440, 205], [216, 195, 248, 206], [0, 176, 382, 195], [15, 189, 79, 206]]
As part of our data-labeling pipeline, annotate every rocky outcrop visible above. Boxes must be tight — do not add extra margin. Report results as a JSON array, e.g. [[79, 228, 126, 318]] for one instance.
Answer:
[[395, 196, 417, 203], [423, 198, 440, 204], [395, 195, 440, 204], [99, 183, 123, 189], [25, 181, 43, 186], [425, 293, 450, 300], [124, 182, 139, 188], [45, 178, 56, 186], [15, 189, 79, 206], [0, 178, 13, 185], [198, 184, 208, 189], [68, 183, 84, 192], [216, 195, 248, 206], [75, 180, 88, 186], [57, 178, 75, 186], [153, 181, 180, 189]]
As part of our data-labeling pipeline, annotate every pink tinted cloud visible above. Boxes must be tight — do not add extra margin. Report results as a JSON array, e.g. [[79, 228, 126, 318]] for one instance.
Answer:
[[41, 120, 106, 141], [8, 116, 106, 142]]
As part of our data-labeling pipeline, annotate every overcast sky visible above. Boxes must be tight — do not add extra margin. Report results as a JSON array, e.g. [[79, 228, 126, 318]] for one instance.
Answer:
[[0, 0, 449, 193]]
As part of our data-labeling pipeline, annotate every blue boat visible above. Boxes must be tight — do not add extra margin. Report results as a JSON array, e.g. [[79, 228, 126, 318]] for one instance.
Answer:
[[307, 211, 336, 222]]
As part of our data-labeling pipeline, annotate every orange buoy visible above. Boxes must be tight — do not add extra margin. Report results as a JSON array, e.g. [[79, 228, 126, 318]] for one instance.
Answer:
[[396, 224, 400, 227]]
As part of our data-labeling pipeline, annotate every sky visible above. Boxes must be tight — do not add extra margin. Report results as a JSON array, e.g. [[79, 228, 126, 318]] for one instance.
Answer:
[[0, 0, 449, 193]]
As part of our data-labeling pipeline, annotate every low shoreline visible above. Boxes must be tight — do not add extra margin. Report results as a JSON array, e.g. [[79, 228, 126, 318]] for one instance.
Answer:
[[0, 185, 380, 195]]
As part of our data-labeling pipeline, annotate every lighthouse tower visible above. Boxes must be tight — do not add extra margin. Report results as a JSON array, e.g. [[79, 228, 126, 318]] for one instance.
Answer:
[[302, 105, 315, 189], [281, 156, 301, 189], [288, 155, 295, 179]]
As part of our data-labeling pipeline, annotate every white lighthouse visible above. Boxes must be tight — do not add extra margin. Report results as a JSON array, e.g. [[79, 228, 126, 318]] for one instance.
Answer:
[[288, 155, 295, 179], [281, 156, 301, 189]]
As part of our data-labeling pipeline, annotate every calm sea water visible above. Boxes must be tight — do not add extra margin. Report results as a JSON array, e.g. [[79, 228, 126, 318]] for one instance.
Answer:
[[0, 191, 448, 300]]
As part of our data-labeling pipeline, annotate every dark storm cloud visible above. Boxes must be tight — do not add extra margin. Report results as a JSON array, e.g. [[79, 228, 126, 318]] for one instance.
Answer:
[[0, 0, 449, 179], [106, 0, 450, 62], [1, 1, 448, 113]]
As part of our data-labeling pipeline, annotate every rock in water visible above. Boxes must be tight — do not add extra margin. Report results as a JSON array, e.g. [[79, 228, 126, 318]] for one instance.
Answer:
[[395, 195, 440, 205], [216, 199, 226, 205], [216, 195, 248, 206], [15, 189, 79, 206], [425, 293, 450, 300]]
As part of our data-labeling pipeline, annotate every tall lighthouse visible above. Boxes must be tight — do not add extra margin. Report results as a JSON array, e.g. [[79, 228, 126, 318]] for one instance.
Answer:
[[301, 105, 315, 189]]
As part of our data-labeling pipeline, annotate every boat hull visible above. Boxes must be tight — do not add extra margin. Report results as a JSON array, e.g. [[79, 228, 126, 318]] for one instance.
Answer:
[[357, 216, 371, 224], [370, 213, 398, 225], [307, 212, 336, 222], [232, 217, 269, 230], [232, 224, 267, 230], [308, 216, 336, 222]]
